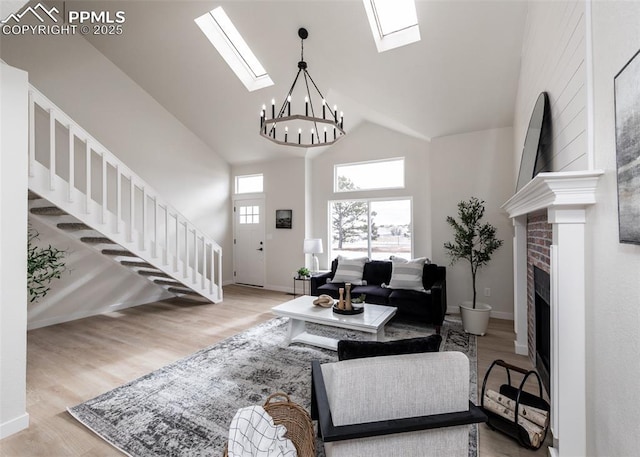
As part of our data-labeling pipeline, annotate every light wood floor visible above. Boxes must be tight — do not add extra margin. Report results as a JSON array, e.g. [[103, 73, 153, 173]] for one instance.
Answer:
[[1, 285, 551, 456]]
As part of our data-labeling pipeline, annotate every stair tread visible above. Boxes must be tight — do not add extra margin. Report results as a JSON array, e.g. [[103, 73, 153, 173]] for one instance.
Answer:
[[154, 279, 183, 287], [101, 249, 138, 257], [81, 237, 116, 244], [138, 270, 172, 279], [57, 222, 91, 230], [120, 261, 154, 268], [168, 287, 201, 296], [30, 207, 67, 216]]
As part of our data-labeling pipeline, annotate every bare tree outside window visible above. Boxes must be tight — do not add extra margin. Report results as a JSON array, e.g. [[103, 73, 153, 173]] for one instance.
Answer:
[[331, 177, 375, 250]]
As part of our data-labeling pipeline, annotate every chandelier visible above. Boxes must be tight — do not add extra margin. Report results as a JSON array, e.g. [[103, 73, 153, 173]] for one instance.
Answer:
[[260, 28, 345, 148]]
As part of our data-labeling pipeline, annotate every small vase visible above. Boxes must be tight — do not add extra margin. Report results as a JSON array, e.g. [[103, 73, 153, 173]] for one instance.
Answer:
[[338, 288, 345, 309], [345, 283, 352, 311]]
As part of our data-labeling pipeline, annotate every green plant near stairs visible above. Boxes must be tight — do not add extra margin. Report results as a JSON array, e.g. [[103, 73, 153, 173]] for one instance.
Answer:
[[27, 226, 67, 302]]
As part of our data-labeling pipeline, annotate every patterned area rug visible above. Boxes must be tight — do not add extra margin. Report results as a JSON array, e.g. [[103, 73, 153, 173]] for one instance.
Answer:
[[68, 316, 477, 456]]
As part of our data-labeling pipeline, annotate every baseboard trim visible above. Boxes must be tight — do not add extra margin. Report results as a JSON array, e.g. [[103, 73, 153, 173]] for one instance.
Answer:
[[490, 310, 514, 320], [514, 341, 528, 355], [447, 306, 461, 315], [0, 412, 29, 439], [264, 284, 294, 295]]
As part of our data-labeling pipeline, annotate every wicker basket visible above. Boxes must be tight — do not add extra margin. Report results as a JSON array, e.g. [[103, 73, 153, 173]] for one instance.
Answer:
[[223, 392, 315, 457]]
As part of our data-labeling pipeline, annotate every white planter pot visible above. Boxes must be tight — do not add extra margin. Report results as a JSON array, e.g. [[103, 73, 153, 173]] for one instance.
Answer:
[[459, 301, 492, 336]]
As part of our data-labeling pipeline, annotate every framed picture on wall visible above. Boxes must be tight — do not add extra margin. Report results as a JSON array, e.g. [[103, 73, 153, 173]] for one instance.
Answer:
[[614, 48, 640, 244], [275, 209, 292, 229]]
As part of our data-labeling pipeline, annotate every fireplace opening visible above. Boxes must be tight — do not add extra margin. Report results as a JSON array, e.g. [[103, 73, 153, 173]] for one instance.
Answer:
[[534, 266, 550, 394]]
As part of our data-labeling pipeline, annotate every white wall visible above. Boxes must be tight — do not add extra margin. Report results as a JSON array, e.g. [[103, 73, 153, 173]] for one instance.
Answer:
[[430, 127, 515, 319], [587, 2, 640, 455], [26, 217, 174, 329], [0, 17, 233, 316], [514, 1, 588, 175], [311, 122, 431, 269], [0, 63, 29, 438], [231, 158, 307, 292]]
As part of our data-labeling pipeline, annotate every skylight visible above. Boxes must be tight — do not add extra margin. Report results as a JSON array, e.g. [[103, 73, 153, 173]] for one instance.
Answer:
[[362, 0, 421, 53], [195, 7, 273, 92]]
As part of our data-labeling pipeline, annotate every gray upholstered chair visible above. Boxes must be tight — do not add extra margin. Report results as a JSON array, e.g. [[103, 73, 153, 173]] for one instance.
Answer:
[[311, 351, 486, 457]]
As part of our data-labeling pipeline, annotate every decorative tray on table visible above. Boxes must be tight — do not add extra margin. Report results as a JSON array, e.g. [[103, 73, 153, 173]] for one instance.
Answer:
[[332, 303, 364, 315]]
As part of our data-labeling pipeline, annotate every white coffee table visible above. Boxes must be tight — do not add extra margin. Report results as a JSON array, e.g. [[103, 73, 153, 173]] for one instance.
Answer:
[[271, 295, 397, 351]]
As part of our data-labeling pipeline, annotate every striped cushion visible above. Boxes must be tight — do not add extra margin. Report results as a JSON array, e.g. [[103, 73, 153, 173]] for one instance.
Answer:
[[331, 256, 368, 285], [388, 257, 427, 291]]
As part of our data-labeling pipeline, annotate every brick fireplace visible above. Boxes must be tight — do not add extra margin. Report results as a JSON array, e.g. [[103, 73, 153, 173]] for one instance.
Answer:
[[527, 213, 552, 391], [503, 170, 602, 457]]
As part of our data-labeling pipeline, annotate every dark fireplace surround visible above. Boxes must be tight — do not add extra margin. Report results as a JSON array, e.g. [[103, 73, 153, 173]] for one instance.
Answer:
[[527, 212, 552, 394]]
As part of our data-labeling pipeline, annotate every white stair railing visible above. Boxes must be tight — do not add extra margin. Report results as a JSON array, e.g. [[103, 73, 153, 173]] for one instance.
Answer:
[[27, 85, 223, 302]]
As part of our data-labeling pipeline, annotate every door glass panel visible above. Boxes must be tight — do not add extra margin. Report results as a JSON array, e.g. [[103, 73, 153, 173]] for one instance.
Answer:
[[239, 205, 260, 225]]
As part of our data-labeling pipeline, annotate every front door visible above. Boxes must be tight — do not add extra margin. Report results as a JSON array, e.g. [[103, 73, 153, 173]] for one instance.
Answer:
[[233, 198, 265, 287]]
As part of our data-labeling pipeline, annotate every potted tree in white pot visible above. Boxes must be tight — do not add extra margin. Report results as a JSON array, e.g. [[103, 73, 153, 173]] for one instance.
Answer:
[[444, 197, 503, 336]]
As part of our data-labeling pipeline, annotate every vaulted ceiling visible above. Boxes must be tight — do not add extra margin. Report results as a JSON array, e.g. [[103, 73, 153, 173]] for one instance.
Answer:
[[83, 1, 528, 164]]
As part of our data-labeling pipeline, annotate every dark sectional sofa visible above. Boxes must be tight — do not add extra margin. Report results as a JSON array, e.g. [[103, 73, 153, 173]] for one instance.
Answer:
[[310, 258, 447, 334]]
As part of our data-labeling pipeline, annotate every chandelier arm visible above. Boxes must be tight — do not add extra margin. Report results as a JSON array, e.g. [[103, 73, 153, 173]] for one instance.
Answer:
[[305, 71, 336, 120], [268, 68, 303, 136], [303, 70, 321, 144], [280, 68, 303, 117]]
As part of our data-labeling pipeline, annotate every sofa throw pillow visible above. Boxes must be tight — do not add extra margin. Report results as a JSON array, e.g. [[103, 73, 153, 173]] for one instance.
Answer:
[[330, 256, 368, 285], [390, 255, 431, 264], [387, 257, 427, 291]]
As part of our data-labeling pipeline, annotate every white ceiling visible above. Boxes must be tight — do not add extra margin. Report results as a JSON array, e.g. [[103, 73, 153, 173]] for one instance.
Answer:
[[83, 1, 528, 164]]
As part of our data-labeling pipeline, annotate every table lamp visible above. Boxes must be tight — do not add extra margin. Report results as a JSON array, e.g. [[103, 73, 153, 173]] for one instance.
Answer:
[[303, 238, 323, 273]]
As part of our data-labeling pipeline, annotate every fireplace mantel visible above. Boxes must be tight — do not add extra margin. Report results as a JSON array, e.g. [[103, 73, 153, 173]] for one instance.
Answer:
[[503, 170, 603, 217], [502, 170, 603, 457]]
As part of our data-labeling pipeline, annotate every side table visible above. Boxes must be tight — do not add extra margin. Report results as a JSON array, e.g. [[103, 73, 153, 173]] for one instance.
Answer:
[[293, 276, 311, 297]]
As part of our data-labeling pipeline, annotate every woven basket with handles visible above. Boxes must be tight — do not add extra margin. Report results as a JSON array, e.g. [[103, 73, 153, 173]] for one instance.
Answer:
[[223, 392, 315, 457]]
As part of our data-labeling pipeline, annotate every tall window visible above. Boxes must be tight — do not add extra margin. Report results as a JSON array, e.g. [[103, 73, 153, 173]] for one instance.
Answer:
[[235, 174, 263, 194], [329, 198, 412, 260], [334, 158, 404, 192]]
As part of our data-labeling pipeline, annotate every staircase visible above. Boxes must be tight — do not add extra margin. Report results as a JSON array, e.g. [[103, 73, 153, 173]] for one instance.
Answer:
[[27, 86, 223, 303]]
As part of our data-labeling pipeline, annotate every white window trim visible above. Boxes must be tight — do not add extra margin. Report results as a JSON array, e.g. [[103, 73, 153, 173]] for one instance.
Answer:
[[195, 7, 273, 92], [235, 173, 264, 194], [362, 0, 421, 53], [334, 157, 405, 193]]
